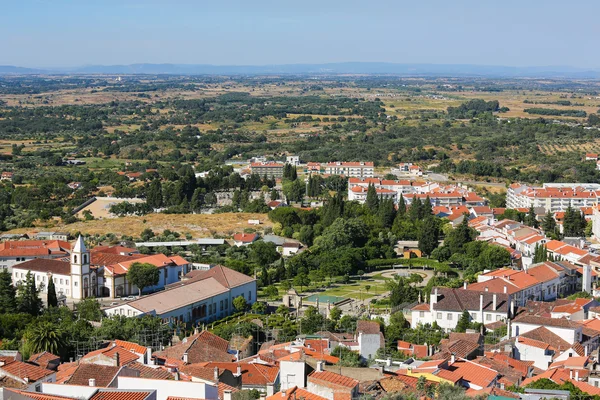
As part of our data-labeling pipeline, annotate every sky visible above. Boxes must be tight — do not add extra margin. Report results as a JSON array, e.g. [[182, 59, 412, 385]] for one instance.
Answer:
[[1, 0, 599, 68]]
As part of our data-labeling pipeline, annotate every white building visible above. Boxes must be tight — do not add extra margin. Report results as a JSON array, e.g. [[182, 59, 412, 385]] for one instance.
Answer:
[[411, 287, 511, 332], [0, 239, 70, 272], [324, 162, 374, 178], [286, 155, 300, 166], [104, 265, 256, 326]]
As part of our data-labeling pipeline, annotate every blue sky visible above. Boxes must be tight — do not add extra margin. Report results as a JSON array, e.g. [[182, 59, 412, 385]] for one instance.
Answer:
[[1, 0, 598, 68]]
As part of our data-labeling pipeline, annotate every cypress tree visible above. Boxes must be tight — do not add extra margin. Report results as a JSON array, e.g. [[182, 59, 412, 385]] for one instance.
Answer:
[[146, 179, 163, 209], [47, 278, 58, 308], [0, 269, 17, 314], [365, 184, 379, 211], [541, 212, 557, 236], [16, 271, 43, 316], [397, 194, 406, 217], [422, 195, 433, 218]]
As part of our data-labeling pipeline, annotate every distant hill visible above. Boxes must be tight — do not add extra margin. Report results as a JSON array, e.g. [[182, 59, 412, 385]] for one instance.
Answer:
[[1, 62, 600, 78]]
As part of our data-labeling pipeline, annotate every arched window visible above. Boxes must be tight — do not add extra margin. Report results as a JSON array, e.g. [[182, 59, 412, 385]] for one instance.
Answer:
[[73, 255, 78, 264], [83, 254, 87, 264]]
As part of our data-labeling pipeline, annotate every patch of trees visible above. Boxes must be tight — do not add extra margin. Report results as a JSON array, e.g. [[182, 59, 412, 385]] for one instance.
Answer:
[[524, 108, 587, 117], [447, 99, 500, 118]]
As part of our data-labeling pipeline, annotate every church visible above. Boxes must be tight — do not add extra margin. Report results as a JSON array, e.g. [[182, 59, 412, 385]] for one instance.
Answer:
[[11, 236, 96, 300]]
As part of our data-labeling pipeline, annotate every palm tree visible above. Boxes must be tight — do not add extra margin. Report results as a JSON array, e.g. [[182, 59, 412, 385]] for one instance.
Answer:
[[28, 322, 65, 355]]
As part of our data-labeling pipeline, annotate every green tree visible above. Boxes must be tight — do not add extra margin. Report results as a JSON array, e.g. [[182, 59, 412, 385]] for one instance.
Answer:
[[445, 217, 475, 254], [47, 279, 58, 308], [249, 241, 280, 266], [0, 270, 17, 314], [293, 273, 310, 292], [524, 205, 538, 228], [146, 179, 163, 209], [541, 212, 557, 236], [329, 306, 342, 322], [251, 301, 267, 314], [25, 321, 65, 355], [377, 198, 396, 228], [418, 216, 440, 257], [455, 310, 471, 333], [397, 194, 406, 217], [16, 271, 43, 316], [127, 262, 160, 297], [263, 285, 279, 300], [233, 295, 248, 312], [76, 298, 103, 321], [365, 184, 379, 211]]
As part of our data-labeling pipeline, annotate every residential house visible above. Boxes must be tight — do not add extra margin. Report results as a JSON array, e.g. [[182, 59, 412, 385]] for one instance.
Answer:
[[307, 369, 359, 400], [232, 233, 258, 247]]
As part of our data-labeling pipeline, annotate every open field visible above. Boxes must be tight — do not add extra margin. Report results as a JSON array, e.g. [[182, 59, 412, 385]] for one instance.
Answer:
[[5, 212, 272, 238]]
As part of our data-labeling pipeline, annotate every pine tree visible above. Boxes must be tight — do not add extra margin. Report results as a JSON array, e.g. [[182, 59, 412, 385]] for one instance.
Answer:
[[190, 188, 205, 212], [409, 196, 422, 221], [16, 271, 43, 316], [47, 278, 58, 308], [541, 212, 557, 236], [377, 198, 396, 228], [422, 195, 433, 218], [397, 194, 406, 217], [365, 184, 379, 211], [0, 269, 17, 314], [524, 205, 538, 228], [146, 179, 163, 209], [455, 310, 472, 332], [418, 216, 440, 257]]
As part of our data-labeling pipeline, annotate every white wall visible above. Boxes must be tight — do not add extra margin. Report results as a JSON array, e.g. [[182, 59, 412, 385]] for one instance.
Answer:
[[42, 383, 97, 398], [117, 376, 218, 400], [279, 361, 306, 390], [358, 333, 381, 360], [12, 269, 72, 297], [512, 322, 581, 344], [514, 342, 552, 370]]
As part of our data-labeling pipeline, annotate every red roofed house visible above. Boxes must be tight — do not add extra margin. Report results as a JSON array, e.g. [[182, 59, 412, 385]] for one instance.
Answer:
[[307, 368, 359, 400], [0, 360, 56, 391], [0, 239, 70, 271], [233, 233, 258, 247]]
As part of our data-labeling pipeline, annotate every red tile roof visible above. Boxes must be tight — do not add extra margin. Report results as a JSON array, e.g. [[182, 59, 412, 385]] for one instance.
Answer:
[[0, 360, 55, 382], [201, 362, 279, 386], [89, 391, 152, 400], [308, 370, 359, 389], [446, 358, 498, 388], [0, 240, 70, 257], [66, 364, 121, 387], [267, 387, 327, 400], [232, 233, 258, 243], [28, 352, 60, 370]]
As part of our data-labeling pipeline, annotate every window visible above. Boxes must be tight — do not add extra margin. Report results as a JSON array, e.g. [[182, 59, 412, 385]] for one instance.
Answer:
[[248, 291, 252, 301], [496, 315, 502, 321], [74, 255, 78, 264], [37, 275, 40, 281], [74, 281, 78, 287], [419, 311, 425, 317], [220, 300, 224, 311], [225, 299, 228, 309], [60, 279, 63, 285], [66, 279, 69, 285], [447, 313, 453, 320], [436, 312, 442, 319], [486, 314, 492, 321]]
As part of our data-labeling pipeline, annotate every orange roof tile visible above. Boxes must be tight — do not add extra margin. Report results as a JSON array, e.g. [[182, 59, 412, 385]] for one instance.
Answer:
[[308, 370, 359, 389]]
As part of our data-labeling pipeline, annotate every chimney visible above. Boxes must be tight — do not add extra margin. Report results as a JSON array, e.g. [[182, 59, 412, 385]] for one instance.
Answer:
[[510, 298, 515, 317], [507, 319, 512, 339], [281, 390, 286, 398], [212, 366, 219, 381], [175, 371, 180, 381], [503, 285, 507, 294], [146, 347, 152, 365], [570, 370, 573, 379], [493, 294, 497, 311], [267, 383, 275, 396], [484, 286, 489, 292], [89, 378, 96, 387], [463, 281, 467, 290], [23, 377, 29, 384], [585, 345, 589, 357], [183, 352, 189, 364], [575, 370, 580, 381], [115, 352, 120, 367], [450, 353, 456, 364], [223, 390, 232, 400], [316, 360, 325, 372], [235, 365, 242, 377]]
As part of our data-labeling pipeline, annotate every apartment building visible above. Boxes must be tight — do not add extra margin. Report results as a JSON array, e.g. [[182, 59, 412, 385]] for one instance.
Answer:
[[324, 161, 374, 178], [250, 162, 284, 179]]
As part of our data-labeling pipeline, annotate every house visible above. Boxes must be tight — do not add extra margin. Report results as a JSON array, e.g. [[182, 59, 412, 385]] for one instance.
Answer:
[[307, 369, 359, 400], [80, 340, 153, 366], [0, 239, 70, 272], [267, 386, 328, 400], [232, 233, 258, 247], [354, 320, 384, 360], [33, 232, 69, 241], [1, 172, 13, 181], [586, 153, 599, 161], [397, 341, 429, 359], [0, 360, 56, 391], [286, 156, 300, 166], [27, 352, 60, 371], [411, 287, 510, 332], [154, 331, 235, 365], [200, 362, 279, 393], [104, 266, 256, 326], [282, 242, 302, 257]]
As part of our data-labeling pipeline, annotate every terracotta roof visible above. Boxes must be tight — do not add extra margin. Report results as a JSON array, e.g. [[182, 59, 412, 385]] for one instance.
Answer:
[[89, 391, 153, 400], [0, 240, 70, 257], [28, 352, 60, 370], [356, 320, 381, 335], [232, 233, 258, 243], [426, 287, 510, 312], [180, 364, 219, 382], [55, 362, 79, 384], [66, 364, 121, 387], [113, 340, 147, 356], [126, 362, 173, 380], [201, 362, 279, 386], [267, 386, 327, 400], [514, 314, 582, 330], [218, 382, 240, 400], [446, 358, 498, 388], [154, 331, 233, 364], [12, 258, 70, 275], [82, 345, 139, 366], [0, 360, 55, 382], [2, 389, 74, 400], [308, 370, 359, 389], [176, 265, 255, 289]]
